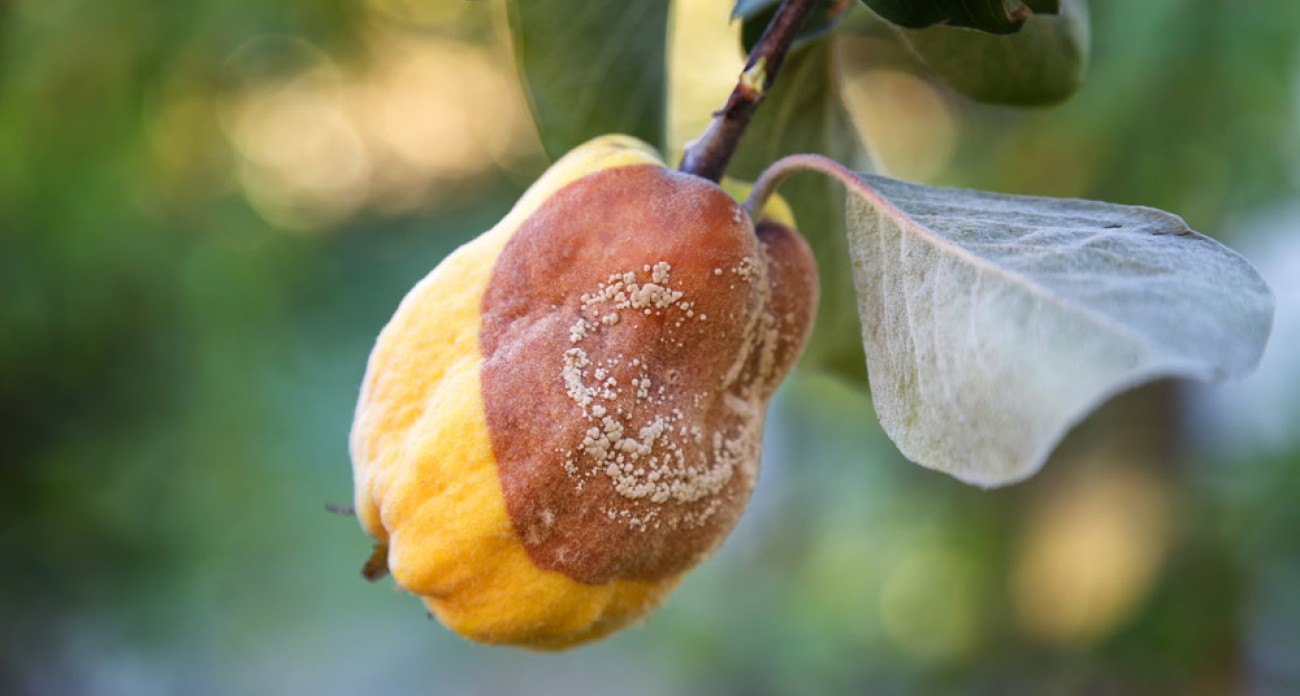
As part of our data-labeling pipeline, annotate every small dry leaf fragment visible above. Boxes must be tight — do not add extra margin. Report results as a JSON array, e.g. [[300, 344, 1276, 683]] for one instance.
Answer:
[[348, 135, 817, 648]]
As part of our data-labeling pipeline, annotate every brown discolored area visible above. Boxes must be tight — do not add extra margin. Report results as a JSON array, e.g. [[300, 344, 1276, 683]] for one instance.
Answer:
[[480, 164, 817, 585], [752, 218, 820, 395]]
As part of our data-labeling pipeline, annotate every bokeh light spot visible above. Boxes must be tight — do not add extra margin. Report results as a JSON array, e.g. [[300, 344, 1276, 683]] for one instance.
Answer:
[[1013, 462, 1172, 646], [841, 69, 957, 182]]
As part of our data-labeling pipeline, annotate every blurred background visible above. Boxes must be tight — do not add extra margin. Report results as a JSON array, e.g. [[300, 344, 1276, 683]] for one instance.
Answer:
[[2, 0, 1299, 693]]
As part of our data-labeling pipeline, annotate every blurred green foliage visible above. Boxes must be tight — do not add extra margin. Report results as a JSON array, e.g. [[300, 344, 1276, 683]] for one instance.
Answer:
[[508, 0, 671, 159], [2, 0, 1298, 694]]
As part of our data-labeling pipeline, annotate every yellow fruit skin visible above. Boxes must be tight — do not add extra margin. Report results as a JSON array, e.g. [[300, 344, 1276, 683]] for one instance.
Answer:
[[350, 135, 814, 649], [350, 136, 678, 648]]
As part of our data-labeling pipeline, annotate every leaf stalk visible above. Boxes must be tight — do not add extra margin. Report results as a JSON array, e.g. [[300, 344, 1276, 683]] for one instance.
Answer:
[[743, 152, 872, 218]]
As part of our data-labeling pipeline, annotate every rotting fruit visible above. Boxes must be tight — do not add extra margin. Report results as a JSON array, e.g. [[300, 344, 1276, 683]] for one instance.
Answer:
[[349, 135, 818, 649]]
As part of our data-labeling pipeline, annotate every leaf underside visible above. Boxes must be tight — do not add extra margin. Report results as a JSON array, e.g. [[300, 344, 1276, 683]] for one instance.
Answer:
[[506, 0, 670, 161], [843, 174, 1273, 486]]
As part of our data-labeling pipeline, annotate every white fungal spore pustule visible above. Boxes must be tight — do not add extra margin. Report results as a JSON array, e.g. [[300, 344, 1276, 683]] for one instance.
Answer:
[[557, 257, 781, 533]]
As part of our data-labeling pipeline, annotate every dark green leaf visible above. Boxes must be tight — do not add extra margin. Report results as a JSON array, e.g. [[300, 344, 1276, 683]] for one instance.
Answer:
[[507, 0, 670, 161], [900, 0, 1089, 106], [861, 0, 1060, 35], [729, 40, 872, 384]]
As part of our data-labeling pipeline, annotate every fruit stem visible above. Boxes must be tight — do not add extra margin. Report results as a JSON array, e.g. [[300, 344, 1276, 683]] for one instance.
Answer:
[[743, 152, 875, 219], [361, 542, 390, 582], [678, 0, 819, 182]]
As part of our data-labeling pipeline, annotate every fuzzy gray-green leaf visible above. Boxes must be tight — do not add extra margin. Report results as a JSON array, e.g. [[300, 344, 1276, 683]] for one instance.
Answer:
[[844, 175, 1273, 486]]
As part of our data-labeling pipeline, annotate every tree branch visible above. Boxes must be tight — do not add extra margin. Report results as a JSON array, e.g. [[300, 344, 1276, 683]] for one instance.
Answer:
[[678, 0, 819, 182]]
